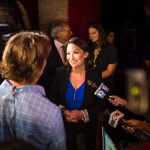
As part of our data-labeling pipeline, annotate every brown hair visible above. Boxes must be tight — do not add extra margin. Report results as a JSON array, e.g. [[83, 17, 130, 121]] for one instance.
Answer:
[[0, 31, 51, 83], [88, 23, 106, 48], [67, 37, 90, 53]]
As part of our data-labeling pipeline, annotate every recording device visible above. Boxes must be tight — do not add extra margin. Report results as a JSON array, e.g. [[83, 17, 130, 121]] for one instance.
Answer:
[[94, 83, 109, 99], [108, 110, 125, 128], [105, 109, 150, 141]]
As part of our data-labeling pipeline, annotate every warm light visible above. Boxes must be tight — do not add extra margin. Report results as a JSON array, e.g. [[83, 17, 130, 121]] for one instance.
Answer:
[[130, 86, 139, 96]]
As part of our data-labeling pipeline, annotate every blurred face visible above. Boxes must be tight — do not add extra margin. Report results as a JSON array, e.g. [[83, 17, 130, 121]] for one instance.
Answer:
[[106, 32, 115, 45], [60, 24, 72, 44], [88, 27, 99, 43], [66, 43, 88, 68]]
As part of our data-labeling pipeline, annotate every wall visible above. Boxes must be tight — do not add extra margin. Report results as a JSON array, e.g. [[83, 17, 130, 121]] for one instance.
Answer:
[[38, 0, 101, 38], [38, 0, 68, 33], [69, 0, 101, 39]]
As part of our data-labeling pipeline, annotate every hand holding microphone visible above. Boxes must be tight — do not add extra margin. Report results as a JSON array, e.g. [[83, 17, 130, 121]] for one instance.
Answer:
[[107, 110, 139, 129], [106, 110, 150, 140], [94, 83, 126, 107], [94, 83, 109, 99], [107, 95, 127, 107], [108, 110, 125, 128]]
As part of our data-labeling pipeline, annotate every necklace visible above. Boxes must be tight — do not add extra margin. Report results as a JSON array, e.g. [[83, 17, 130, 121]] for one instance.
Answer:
[[93, 47, 101, 67]]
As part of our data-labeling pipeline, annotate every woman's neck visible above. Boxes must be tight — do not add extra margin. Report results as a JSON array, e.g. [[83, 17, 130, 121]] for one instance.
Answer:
[[71, 65, 86, 74]]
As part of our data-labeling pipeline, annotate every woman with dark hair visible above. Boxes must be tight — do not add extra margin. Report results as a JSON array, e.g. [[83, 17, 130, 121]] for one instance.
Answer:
[[49, 37, 108, 150], [88, 23, 118, 88], [106, 28, 116, 46]]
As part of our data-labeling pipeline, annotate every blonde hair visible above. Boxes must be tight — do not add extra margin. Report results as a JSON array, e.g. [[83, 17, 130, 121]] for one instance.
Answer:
[[0, 31, 51, 83]]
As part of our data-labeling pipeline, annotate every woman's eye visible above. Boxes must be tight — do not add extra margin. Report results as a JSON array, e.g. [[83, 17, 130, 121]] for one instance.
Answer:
[[74, 51, 80, 54], [74, 52, 79, 54]]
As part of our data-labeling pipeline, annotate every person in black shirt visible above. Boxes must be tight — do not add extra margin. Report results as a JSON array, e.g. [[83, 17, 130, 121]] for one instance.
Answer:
[[88, 23, 118, 88]]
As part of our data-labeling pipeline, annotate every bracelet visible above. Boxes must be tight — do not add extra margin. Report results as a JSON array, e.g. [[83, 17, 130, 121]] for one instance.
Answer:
[[81, 110, 86, 122], [81, 109, 89, 123]]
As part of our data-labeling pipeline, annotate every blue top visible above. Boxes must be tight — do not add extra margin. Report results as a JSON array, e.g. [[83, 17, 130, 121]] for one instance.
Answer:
[[0, 80, 66, 150], [65, 81, 84, 110]]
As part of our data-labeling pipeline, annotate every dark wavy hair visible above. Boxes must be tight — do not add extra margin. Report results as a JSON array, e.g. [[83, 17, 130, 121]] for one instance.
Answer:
[[88, 23, 106, 48], [68, 37, 90, 53]]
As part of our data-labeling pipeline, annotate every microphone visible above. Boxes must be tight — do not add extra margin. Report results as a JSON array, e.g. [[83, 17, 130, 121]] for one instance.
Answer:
[[94, 83, 109, 99], [104, 109, 150, 141], [105, 109, 139, 128], [108, 110, 125, 128]]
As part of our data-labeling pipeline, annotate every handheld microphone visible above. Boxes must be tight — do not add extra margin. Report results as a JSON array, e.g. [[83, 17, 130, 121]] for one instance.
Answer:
[[94, 83, 109, 99], [104, 109, 133, 128], [105, 109, 150, 141], [108, 110, 125, 128]]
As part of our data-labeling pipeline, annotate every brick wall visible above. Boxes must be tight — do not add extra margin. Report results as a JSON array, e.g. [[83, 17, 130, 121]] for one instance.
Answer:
[[38, 0, 68, 33], [0, 6, 10, 23]]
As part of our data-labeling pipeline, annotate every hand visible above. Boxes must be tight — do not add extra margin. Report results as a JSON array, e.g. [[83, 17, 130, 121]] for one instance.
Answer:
[[121, 119, 144, 134], [108, 95, 126, 106], [63, 109, 71, 118], [122, 125, 135, 134], [63, 109, 78, 123], [70, 110, 84, 120], [122, 119, 143, 128], [65, 110, 84, 123]]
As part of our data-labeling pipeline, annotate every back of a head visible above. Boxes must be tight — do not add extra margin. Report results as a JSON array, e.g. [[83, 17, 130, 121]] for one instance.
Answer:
[[0, 31, 51, 83], [0, 139, 37, 150]]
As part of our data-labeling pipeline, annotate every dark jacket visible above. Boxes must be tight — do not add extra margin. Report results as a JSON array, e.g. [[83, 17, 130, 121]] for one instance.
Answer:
[[89, 43, 118, 87], [38, 40, 64, 96], [49, 66, 108, 120], [49, 66, 111, 150]]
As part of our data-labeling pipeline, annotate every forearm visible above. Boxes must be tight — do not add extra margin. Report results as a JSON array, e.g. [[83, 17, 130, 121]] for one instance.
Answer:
[[102, 63, 117, 79], [141, 121, 150, 133], [102, 70, 112, 79]]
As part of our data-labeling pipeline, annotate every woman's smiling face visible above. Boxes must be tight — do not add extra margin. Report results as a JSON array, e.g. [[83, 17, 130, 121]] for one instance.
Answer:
[[66, 43, 88, 68]]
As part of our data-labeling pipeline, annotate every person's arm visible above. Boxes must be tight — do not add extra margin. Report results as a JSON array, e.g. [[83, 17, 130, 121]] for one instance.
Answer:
[[141, 121, 150, 133], [122, 119, 150, 134], [108, 95, 127, 107], [102, 45, 118, 79], [102, 63, 117, 79]]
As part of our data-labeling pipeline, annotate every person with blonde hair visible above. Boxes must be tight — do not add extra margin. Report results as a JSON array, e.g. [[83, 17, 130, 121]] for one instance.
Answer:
[[0, 31, 66, 150]]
